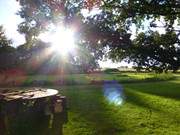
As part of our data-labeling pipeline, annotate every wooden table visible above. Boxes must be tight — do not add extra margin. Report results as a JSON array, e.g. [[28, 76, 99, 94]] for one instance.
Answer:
[[0, 88, 58, 101], [0, 88, 67, 135]]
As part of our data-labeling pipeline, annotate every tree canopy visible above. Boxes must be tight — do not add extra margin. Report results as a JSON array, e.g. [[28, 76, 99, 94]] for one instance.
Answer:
[[130, 31, 180, 72], [83, 0, 180, 72], [12, 0, 180, 72], [0, 26, 17, 70]]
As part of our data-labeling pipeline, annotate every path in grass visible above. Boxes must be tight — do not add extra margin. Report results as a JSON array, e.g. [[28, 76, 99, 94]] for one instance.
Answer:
[[56, 78, 180, 135]]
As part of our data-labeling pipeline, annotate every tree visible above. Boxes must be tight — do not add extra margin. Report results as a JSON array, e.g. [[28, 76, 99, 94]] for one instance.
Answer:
[[82, 0, 180, 72], [15, 0, 180, 72], [0, 26, 12, 48], [129, 31, 180, 72], [15, 0, 100, 73], [101, 0, 180, 30], [73, 43, 99, 73], [0, 26, 17, 70], [16, 0, 84, 48]]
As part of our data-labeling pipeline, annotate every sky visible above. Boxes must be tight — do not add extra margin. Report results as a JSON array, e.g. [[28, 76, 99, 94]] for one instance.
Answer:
[[0, 0, 25, 47], [0, 0, 132, 68]]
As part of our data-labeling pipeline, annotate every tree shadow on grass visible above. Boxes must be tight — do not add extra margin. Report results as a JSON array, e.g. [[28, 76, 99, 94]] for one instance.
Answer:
[[59, 84, 180, 135], [61, 86, 126, 135], [125, 90, 155, 110], [115, 74, 129, 77], [124, 82, 180, 100], [124, 88, 180, 123]]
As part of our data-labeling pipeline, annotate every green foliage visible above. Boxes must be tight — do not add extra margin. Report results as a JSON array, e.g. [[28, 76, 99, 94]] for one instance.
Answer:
[[84, 0, 180, 72], [0, 26, 12, 48], [0, 26, 17, 69], [129, 31, 180, 72], [14, 0, 180, 73], [102, 0, 180, 29], [16, 0, 84, 48], [103, 68, 120, 73], [15, 0, 100, 73]]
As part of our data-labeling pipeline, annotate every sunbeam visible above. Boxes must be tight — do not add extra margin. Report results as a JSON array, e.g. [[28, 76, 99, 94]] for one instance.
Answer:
[[39, 25, 76, 56]]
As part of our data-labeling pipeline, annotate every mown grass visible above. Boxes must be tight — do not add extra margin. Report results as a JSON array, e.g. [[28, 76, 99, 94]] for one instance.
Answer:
[[9, 72, 176, 86], [52, 74, 180, 135], [1, 73, 180, 135]]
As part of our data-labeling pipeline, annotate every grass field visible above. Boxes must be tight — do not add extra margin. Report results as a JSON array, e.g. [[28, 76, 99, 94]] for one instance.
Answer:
[[2, 72, 176, 86], [47, 73, 180, 135], [1, 72, 180, 135]]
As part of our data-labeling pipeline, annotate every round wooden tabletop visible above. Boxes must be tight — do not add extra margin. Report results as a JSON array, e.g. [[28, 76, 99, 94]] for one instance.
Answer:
[[0, 88, 59, 101]]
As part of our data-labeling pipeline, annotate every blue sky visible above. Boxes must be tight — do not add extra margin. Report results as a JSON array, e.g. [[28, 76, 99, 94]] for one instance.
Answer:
[[0, 0, 25, 47], [0, 0, 132, 68]]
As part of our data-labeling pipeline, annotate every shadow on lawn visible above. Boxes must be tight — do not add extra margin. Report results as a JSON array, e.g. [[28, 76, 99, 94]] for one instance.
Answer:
[[124, 83, 180, 123], [125, 82, 180, 100], [62, 86, 126, 135], [56, 83, 180, 134]]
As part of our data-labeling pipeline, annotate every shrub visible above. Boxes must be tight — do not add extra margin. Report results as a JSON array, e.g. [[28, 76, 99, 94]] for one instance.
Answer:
[[103, 68, 120, 73]]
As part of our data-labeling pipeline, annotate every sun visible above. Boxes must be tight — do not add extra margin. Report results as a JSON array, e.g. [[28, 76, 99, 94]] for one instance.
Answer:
[[38, 25, 76, 55], [51, 27, 75, 55]]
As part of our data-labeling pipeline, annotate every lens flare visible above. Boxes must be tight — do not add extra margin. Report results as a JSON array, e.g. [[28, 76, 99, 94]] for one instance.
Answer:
[[103, 80, 124, 105]]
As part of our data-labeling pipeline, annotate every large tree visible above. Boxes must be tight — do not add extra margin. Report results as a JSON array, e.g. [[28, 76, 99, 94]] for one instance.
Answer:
[[16, 0, 100, 73], [15, 0, 180, 72], [82, 0, 180, 72], [129, 31, 180, 72]]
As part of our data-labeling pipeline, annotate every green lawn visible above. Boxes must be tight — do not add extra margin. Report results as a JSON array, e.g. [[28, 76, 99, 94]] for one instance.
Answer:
[[14, 72, 176, 86], [1, 73, 180, 135], [52, 74, 180, 135]]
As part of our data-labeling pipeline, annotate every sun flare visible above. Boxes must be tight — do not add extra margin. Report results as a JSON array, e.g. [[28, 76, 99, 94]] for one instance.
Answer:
[[39, 26, 76, 55]]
